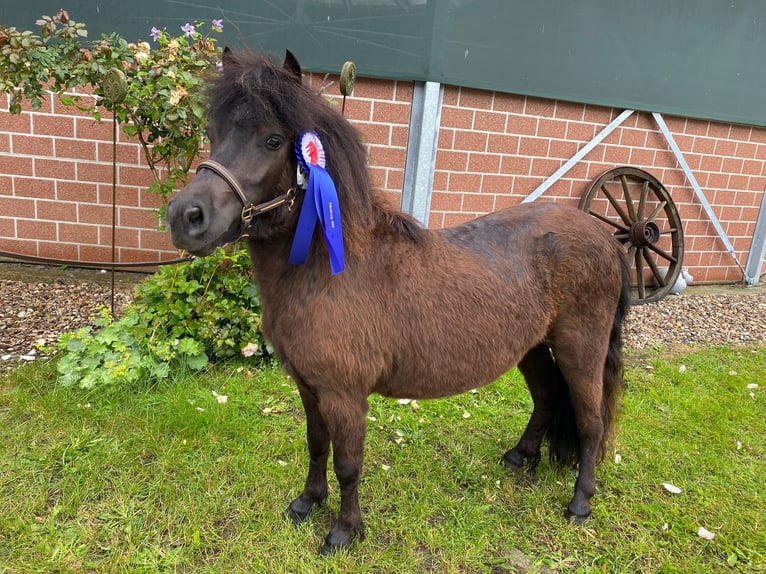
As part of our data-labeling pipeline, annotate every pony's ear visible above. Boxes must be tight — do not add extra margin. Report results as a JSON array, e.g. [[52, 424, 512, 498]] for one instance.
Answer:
[[283, 50, 302, 83], [222, 46, 235, 65]]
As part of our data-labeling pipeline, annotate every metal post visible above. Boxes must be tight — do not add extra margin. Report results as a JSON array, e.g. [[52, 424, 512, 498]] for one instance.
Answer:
[[523, 109, 635, 203], [744, 188, 766, 286], [401, 81, 443, 227], [652, 112, 745, 275]]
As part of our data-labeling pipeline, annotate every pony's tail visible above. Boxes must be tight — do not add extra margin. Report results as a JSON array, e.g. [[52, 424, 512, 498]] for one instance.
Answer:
[[547, 254, 631, 466], [599, 254, 631, 460]]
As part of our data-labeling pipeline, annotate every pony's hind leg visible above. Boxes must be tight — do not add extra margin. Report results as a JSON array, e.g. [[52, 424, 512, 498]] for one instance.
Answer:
[[285, 383, 330, 524], [503, 344, 565, 473]]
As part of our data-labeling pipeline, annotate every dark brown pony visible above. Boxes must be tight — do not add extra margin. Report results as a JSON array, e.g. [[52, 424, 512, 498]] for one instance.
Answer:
[[167, 49, 631, 555]]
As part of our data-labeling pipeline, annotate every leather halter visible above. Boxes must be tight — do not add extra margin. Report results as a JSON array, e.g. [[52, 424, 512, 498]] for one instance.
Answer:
[[195, 159, 296, 236]]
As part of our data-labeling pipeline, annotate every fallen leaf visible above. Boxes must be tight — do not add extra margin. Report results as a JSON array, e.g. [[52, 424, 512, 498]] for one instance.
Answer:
[[679, 364, 687, 373], [241, 342, 259, 357], [697, 526, 715, 540], [663, 482, 682, 494]]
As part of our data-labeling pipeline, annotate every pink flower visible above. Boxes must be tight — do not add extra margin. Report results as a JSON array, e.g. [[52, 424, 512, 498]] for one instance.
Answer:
[[150, 26, 161, 42], [212, 19, 223, 30], [181, 23, 195, 37]]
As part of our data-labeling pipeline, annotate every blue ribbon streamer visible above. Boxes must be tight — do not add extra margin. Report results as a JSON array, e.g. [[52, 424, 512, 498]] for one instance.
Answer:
[[288, 165, 345, 275]]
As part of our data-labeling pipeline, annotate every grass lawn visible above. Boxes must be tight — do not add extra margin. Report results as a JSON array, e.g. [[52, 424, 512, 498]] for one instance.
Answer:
[[1, 346, 764, 573]]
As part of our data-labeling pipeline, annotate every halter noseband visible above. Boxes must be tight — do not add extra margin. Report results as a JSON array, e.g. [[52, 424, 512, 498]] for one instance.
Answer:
[[195, 159, 296, 235]]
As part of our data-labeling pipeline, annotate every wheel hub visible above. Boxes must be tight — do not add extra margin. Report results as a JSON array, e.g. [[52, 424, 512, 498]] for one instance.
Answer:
[[629, 220, 660, 247]]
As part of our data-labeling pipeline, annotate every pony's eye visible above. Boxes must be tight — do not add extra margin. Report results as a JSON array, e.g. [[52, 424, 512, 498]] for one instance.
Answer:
[[265, 135, 283, 150]]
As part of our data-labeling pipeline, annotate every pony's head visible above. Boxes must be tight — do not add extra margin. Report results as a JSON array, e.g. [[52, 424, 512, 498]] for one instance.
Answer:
[[167, 48, 374, 256]]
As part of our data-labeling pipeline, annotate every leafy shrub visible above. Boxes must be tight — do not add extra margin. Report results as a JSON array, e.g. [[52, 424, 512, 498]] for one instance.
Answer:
[[57, 245, 267, 389]]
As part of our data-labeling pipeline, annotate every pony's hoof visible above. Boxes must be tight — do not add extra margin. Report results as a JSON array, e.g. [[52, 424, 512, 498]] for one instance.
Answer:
[[565, 508, 592, 524], [319, 524, 364, 556], [502, 450, 540, 474], [284, 498, 314, 525]]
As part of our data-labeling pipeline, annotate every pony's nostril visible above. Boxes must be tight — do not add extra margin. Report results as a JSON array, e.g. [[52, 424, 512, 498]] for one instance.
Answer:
[[185, 205, 204, 229]]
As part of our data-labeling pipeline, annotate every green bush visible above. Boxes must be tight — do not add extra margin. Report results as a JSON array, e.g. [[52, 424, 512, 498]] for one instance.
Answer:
[[57, 245, 268, 389]]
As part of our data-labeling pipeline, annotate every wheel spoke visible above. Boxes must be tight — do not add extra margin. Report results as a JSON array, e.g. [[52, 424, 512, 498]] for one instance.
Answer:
[[601, 184, 633, 225], [620, 175, 637, 222], [634, 248, 646, 299], [646, 241, 678, 264], [588, 210, 630, 233], [643, 247, 666, 286], [637, 180, 649, 220], [645, 200, 668, 224]]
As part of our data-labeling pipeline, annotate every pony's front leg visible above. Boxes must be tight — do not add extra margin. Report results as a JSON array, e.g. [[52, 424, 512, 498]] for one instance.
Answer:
[[285, 383, 330, 524], [319, 394, 368, 555]]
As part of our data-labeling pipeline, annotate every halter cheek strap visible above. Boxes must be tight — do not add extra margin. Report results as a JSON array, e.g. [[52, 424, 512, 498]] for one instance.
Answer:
[[195, 159, 296, 233]]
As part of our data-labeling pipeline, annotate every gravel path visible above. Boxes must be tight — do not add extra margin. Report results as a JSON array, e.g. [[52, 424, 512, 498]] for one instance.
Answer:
[[1, 263, 765, 373]]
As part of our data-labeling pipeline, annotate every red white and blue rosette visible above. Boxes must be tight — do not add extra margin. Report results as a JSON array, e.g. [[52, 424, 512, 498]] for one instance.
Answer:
[[289, 131, 345, 275]]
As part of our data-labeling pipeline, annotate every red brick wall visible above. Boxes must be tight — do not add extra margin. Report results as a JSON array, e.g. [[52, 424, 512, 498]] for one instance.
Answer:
[[2, 75, 764, 283]]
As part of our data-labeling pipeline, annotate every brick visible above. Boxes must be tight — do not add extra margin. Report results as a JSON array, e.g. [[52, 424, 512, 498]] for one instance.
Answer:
[[547, 139, 578, 160], [462, 192, 494, 213], [0, 154, 33, 177], [139, 190, 166, 210], [38, 241, 79, 261], [467, 153, 501, 174], [683, 118, 709, 136], [0, 216, 15, 237], [35, 158, 75, 180], [368, 144, 406, 169], [430, 191, 463, 212], [391, 126, 409, 147], [393, 81, 414, 102], [524, 97, 555, 118], [32, 114, 76, 138], [56, 138, 98, 161], [100, 185, 140, 207], [583, 105, 614, 125], [435, 150, 468, 172], [487, 133, 519, 154], [368, 166, 386, 190], [59, 222, 98, 244], [119, 165, 156, 187], [619, 128, 647, 147], [566, 122, 597, 142], [531, 158, 563, 178], [441, 106, 474, 129], [357, 122, 391, 146], [355, 77, 395, 101], [76, 162, 112, 184], [729, 124, 751, 142], [342, 99, 373, 122], [77, 203, 112, 225], [119, 207, 158, 229], [447, 172, 482, 193], [458, 87, 493, 110], [554, 101, 585, 121], [735, 141, 757, 160], [0, 196, 35, 218], [453, 130, 488, 153], [481, 174, 513, 194], [17, 219, 57, 241], [0, 134, 8, 153], [500, 155, 532, 177], [107, 227, 139, 248], [11, 134, 54, 156], [442, 212, 475, 227], [75, 118, 113, 141], [602, 145, 631, 165], [700, 155, 724, 172], [492, 93, 525, 114], [493, 193, 522, 210], [372, 101, 410, 124], [536, 118, 567, 139], [518, 136, 548, 157], [386, 169, 404, 192], [57, 181, 98, 203], [441, 86, 459, 107], [714, 139, 737, 156], [13, 177, 56, 199], [707, 122, 731, 139], [37, 200, 77, 222], [628, 147, 655, 167], [0, 111, 31, 133], [78, 245, 113, 263], [473, 110, 507, 133], [507, 115, 537, 136]]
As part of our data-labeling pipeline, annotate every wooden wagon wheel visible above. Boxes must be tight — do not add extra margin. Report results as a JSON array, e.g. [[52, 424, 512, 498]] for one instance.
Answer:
[[579, 166, 684, 305]]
